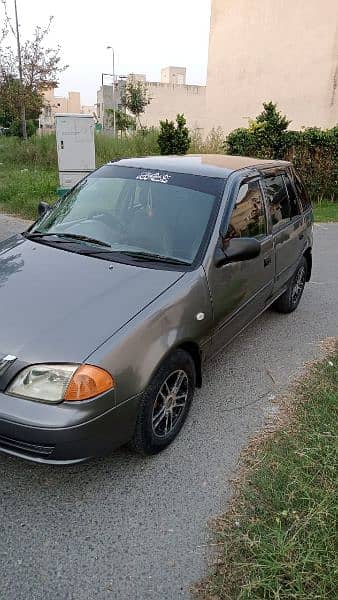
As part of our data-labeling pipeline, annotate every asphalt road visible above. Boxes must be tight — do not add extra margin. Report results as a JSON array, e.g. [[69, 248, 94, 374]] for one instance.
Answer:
[[0, 215, 337, 600]]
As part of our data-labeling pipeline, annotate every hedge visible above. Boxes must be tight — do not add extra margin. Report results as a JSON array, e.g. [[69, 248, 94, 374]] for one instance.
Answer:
[[224, 103, 337, 201]]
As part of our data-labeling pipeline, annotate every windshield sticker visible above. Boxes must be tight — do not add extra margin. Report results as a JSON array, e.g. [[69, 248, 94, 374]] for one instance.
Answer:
[[136, 171, 171, 184]]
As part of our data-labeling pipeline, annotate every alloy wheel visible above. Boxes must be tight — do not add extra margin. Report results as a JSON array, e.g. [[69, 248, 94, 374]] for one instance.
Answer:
[[291, 265, 306, 305], [151, 369, 189, 438]]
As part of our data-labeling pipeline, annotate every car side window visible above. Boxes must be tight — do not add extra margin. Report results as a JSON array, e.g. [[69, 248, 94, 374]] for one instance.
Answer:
[[224, 180, 266, 241], [283, 172, 301, 218], [263, 175, 290, 231]]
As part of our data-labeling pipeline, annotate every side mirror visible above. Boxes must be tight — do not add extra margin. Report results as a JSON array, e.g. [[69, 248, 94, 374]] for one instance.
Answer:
[[38, 201, 51, 217], [214, 237, 261, 267]]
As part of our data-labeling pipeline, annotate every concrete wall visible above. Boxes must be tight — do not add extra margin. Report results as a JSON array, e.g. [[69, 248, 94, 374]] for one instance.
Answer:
[[206, 0, 338, 133], [142, 82, 205, 129], [97, 80, 206, 131]]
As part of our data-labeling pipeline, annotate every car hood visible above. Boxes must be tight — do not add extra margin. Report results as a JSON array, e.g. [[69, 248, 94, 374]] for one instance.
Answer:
[[0, 236, 184, 363]]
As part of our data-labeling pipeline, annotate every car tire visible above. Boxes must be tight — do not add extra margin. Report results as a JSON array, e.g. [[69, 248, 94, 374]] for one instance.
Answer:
[[130, 349, 196, 455], [273, 256, 307, 314]]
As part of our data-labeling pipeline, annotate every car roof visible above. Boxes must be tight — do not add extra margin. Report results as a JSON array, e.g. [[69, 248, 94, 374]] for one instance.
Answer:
[[111, 154, 291, 179]]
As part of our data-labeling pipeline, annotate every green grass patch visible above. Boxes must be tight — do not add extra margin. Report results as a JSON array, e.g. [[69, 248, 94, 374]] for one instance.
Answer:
[[196, 344, 338, 600], [95, 129, 160, 165], [313, 200, 338, 223], [0, 134, 57, 169], [0, 165, 57, 218]]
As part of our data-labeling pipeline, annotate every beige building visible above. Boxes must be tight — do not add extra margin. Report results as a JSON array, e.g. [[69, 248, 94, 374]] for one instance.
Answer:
[[161, 66, 186, 85], [43, 88, 81, 114], [206, 0, 338, 132], [40, 88, 95, 131]]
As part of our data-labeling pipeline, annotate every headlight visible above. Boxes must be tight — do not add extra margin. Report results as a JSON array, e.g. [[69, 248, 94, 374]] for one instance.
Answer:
[[6, 364, 115, 403]]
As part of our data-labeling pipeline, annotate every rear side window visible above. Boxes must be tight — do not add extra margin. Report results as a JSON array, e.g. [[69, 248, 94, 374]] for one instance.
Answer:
[[225, 180, 266, 240], [263, 175, 290, 231], [283, 173, 301, 218], [293, 170, 311, 211]]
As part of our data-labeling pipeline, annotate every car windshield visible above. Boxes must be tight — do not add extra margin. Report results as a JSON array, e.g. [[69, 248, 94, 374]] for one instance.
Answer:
[[30, 165, 224, 264]]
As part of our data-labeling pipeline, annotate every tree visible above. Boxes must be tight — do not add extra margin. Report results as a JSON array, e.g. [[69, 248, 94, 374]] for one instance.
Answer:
[[248, 101, 291, 158], [224, 101, 291, 159], [158, 114, 191, 155], [121, 79, 150, 128], [174, 114, 191, 154], [106, 108, 136, 135], [0, 73, 43, 133], [0, 1, 67, 137], [157, 119, 176, 155]]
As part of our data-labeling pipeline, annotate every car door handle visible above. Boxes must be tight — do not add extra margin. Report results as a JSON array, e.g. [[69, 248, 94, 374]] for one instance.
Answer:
[[264, 256, 272, 267]]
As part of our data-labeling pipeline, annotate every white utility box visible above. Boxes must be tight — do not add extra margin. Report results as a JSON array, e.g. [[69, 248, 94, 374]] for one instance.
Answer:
[[55, 113, 95, 189]]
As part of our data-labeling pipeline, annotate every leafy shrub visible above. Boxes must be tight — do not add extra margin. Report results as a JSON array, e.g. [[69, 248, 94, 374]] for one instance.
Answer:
[[7, 118, 38, 138], [158, 114, 190, 155], [285, 127, 338, 201], [224, 103, 338, 201], [190, 127, 224, 154], [105, 109, 136, 133]]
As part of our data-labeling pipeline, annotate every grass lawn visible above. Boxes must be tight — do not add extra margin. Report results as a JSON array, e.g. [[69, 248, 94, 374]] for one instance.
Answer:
[[313, 201, 338, 223], [195, 343, 338, 600], [0, 166, 58, 218]]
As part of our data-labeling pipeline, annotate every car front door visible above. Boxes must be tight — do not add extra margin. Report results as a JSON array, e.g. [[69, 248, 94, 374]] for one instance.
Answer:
[[261, 168, 305, 292], [206, 174, 275, 356]]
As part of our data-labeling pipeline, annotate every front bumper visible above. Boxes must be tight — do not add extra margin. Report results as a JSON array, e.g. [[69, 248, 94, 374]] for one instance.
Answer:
[[0, 392, 140, 464]]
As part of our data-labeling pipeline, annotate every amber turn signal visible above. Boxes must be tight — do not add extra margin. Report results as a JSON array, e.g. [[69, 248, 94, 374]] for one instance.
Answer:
[[64, 365, 115, 401]]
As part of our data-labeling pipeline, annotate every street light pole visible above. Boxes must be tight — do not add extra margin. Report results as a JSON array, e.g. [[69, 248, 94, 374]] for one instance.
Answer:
[[14, 0, 27, 139], [106, 46, 116, 137]]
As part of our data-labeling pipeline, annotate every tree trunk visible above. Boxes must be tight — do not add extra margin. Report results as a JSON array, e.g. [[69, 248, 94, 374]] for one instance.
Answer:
[[20, 101, 27, 139]]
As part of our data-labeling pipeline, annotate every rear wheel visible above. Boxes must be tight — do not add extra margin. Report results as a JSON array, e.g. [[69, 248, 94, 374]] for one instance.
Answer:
[[130, 349, 196, 455], [273, 257, 307, 314]]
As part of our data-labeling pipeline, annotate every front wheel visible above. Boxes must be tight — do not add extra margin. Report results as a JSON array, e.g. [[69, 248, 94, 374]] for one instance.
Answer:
[[273, 257, 307, 314], [130, 349, 196, 455]]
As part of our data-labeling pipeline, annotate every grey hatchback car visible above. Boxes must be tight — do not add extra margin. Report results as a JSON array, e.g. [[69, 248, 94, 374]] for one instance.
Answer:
[[0, 155, 313, 463]]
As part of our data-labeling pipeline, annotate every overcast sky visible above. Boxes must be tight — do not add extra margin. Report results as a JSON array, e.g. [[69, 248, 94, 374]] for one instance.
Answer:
[[4, 0, 211, 105]]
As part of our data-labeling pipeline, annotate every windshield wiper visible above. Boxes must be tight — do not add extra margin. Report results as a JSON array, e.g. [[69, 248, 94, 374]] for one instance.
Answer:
[[74, 248, 190, 265], [118, 250, 190, 266], [24, 231, 112, 248], [24, 232, 190, 265]]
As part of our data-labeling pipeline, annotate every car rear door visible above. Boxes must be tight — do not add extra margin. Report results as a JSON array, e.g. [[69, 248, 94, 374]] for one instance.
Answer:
[[261, 167, 305, 292], [206, 172, 274, 356]]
